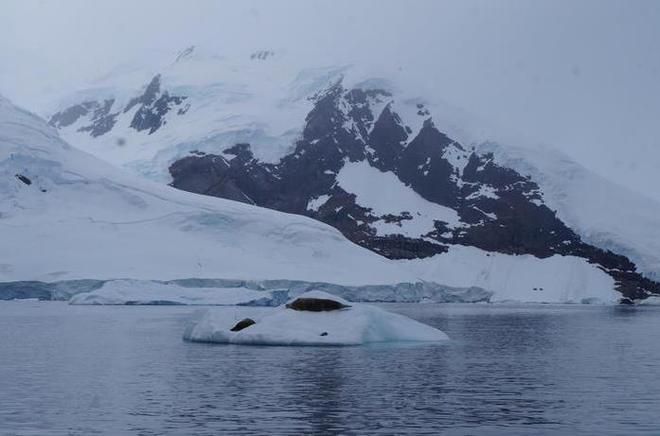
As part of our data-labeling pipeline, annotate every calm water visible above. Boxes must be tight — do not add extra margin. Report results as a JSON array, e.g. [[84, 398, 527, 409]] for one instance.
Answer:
[[1, 302, 660, 435]]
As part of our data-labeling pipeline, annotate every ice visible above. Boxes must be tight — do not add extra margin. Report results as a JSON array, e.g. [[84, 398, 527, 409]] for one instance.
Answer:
[[406, 245, 619, 304], [0, 95, 419, 287], [637, 296, 660, 306], [68, 280, 284, 306], [0, 96, 633, 304], [183, 291, 449, 346], [58, 278, 491, 305]]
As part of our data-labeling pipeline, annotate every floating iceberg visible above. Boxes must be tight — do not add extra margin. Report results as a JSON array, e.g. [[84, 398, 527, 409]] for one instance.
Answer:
[[68, 279, 287, 306], [183, 291, 449, 346]]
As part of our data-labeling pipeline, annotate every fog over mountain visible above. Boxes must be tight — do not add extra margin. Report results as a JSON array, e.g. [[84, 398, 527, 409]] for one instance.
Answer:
[[2, 0, 660, 203], [4, 4, 660, 434]]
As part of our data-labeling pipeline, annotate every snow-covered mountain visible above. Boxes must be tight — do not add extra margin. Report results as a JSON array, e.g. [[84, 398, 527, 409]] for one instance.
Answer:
[[43, 47, 660, 302], [0, 93, 415, 286], [0, 93, 621, 304], [1, 93, 619, 304]]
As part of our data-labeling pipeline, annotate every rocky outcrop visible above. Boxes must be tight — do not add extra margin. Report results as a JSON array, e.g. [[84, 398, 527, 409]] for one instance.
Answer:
[[168, 82, 660, 301], [124, 75, 187, 134], [49, 75, 187, 137]]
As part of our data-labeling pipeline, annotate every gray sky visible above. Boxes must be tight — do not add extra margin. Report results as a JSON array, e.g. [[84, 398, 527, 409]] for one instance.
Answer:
[[2, 0, 660, 202]]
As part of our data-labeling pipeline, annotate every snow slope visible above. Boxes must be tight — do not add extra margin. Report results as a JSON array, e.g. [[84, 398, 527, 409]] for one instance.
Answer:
[[336, 160, 462, 237], [409, 246, 618, 304], [48, 48, 451, 180], [50, 48, 348, 176], [0, 94, 414, 285], [480, 142, 660, 280]]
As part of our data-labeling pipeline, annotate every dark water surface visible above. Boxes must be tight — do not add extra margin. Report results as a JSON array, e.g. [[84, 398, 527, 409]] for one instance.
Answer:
[[1, 302, 660, 435]]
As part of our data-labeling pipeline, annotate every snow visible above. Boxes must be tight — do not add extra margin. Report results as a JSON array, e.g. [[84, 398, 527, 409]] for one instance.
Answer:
[[466, 185, 500, 200], [336, 160, 461, 237], [183, 291, 449, 346], [34, 278, 489, 305], [306, 194, 330, 212], [406, 245, 619, 304], [0, 96, 632, 304], [442, 142, 470, 176], [480, 141, 660, 281], [390, 99, 430, 146], [51, 53, 352, 176], [637, 296, 660, 306], [0, 95, 420, 286]]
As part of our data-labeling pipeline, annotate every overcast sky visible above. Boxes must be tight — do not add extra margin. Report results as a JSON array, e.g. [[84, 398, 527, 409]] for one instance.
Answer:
[[1, 0, 660, 202]]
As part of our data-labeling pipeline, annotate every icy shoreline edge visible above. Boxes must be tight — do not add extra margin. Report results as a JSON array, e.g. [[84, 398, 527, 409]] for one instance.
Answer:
[[0, 277, 631, 305]]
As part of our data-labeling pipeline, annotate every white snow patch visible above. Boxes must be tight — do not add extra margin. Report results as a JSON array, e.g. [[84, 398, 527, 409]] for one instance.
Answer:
[[336, 160, 461, 237], [466, 185, 500, 200], [306, 194, 331, 212], [637, 296, 660, 305], [442, 144, 470, 176], [406, 245, 619, 304]]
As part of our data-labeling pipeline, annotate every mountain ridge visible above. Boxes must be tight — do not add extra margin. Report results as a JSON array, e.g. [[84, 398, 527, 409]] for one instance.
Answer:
[[43, 54, 660, 301]]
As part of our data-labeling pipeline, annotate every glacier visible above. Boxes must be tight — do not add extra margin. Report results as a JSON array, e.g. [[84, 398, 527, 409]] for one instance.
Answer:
[[0, 93, 628, 304], [41, 48, 660, 299]]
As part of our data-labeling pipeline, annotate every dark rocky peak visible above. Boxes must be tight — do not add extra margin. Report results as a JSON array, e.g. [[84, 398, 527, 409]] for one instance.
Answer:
[[407, 118, 456, 154], [302, 83, 393, 143], [77, 99, 117, 137], [49, 99, 118, 137], [49, 101, 98, 128], [50, 74, 188, 138], [124, 74, 163, 113], [302, 80, 346, 140], [398, 119, 461, 207], [367, 103, 408, 170], [297, 81, 367, 163], [121, 74, 187, 135]]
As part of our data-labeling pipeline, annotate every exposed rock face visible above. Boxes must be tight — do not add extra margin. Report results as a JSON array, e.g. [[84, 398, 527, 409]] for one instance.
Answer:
[[286, 297, 351, 312], [124, 75, 187, 134], [49, 75, 187, 137], [168, 82, 660, 301]]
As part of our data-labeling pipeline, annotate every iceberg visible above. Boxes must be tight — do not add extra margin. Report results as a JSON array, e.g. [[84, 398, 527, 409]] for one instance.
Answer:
[[183, 291, 449, 346], [68, 279, 287, 306]]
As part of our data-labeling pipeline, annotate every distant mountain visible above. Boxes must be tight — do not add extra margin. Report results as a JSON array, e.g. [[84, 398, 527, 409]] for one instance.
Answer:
[[45, 49, 660, 302]]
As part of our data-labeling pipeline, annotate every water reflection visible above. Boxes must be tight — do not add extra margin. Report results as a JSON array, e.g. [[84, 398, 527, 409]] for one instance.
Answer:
[[1, 302, 660, 435]]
